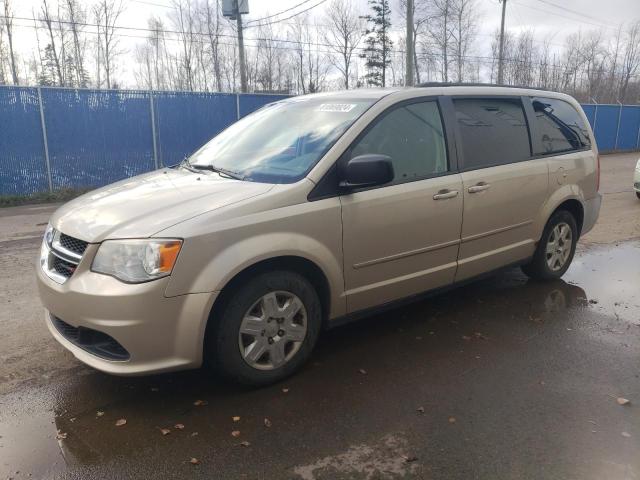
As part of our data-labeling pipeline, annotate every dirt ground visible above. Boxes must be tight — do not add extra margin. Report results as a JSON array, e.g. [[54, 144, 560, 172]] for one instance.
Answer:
[[0, 152, 638, 479]]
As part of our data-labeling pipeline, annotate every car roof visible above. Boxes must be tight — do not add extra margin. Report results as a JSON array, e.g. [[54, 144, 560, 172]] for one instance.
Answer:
[[287, 84, 576, 104]]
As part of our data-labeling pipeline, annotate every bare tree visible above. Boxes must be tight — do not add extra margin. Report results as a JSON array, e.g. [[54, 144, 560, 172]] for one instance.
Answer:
[[323, 0, 364, 89], [619, 21, 640, 102], [450, 0, 478, 82], [39, 0, 64, 86], [2, 0, 18, 84], [64, 0, 89, 87], [93, 0, 125, 89], [427, 0, 453, 82]]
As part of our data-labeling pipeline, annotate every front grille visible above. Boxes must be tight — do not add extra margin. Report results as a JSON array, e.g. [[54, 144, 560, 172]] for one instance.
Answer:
[[51, 316, 130, 361], [52, 255, 77, 278], [59, 233, 88, 256]]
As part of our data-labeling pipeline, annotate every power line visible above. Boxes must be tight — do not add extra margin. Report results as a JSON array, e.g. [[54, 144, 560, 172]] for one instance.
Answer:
[[244, 0, 329, 29], [533, 0, 618, 27], [511, 0, 619, 30], [245, 0, 318, 25]]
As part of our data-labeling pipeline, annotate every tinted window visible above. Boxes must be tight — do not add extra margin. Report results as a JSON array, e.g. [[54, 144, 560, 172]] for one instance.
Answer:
[[453, 98, 531, 170], [531, 97, 591, 154], [350, 101, 448, 185]]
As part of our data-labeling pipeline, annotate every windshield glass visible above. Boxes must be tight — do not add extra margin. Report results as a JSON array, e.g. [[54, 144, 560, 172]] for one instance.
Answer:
[[187, 97, 376, 183]]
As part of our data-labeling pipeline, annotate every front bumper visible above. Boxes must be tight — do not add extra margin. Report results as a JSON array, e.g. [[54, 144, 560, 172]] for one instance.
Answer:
[[37, 244, 216, 376]]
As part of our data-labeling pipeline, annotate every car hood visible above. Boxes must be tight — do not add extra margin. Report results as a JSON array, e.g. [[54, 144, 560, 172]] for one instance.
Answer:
[[51, 168, 274, 242]]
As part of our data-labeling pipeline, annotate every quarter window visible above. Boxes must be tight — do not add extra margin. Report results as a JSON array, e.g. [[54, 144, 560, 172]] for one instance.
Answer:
[[530, 97, 591, 154], [453, 98, 531, 170], [349, 101, 448, 185]]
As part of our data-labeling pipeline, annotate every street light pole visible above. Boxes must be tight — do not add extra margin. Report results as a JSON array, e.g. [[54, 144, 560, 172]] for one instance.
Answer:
[[497, 0, 507, 85], [405, 0, 414, 86], [235, 0, 248, 93]]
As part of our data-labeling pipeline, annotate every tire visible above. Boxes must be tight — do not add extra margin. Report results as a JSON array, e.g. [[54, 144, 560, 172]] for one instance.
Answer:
[[636, 192, 640, 200], [521, 210, 578, 281], [207, 271, 322, 386]]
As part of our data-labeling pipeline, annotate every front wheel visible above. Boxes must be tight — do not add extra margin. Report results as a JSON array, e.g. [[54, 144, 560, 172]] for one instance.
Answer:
[[207, 271, 322, 386], [521, 210, 578, 281], [636, 191, 640, 200]]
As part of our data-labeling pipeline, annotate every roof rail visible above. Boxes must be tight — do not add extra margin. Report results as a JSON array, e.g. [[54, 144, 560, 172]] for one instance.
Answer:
[[416, 82, 549, 92]]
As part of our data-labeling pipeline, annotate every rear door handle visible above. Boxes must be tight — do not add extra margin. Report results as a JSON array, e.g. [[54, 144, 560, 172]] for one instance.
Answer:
[[468, 182, 491, 193], [433, 189, 459, 200]]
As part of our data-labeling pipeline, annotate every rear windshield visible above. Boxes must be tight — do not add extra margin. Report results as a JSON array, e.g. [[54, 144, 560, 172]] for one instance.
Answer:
[[188, 97, 375, 183]]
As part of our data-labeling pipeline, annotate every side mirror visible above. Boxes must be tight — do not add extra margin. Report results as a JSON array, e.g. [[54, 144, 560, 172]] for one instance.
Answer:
[[340, 154, 394, 190]]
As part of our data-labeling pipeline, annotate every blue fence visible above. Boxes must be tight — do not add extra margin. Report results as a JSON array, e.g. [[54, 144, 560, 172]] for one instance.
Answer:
[[0, 86, 288, 196], [0, 86, 638, 196]]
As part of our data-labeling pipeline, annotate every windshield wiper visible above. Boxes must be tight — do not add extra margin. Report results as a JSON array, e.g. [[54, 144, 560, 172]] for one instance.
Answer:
[[191, 164, 245, 180], [180, 157, 244, 180]]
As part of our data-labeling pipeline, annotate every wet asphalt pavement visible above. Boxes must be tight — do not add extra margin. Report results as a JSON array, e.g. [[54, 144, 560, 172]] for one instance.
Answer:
[[1, 153, 639, 479]]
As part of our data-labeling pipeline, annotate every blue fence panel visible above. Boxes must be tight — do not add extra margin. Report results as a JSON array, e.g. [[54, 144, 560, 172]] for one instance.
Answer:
[[153, 92, 237, 166], [0, 87, 49, 195], [42, 88, 155, 189], [581, 104, 596, 127], [617, 106, 640, 150], [238, 94, 290, 118], [590, 105, 620, 152]]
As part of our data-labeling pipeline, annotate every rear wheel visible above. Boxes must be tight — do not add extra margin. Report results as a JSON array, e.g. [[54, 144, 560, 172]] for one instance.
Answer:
[[207, 271, 322, 386], [521, 210, 578, 281], [636, 191, 640, 199]]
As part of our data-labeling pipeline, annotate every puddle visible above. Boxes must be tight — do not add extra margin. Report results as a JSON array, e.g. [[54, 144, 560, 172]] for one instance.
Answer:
[[567, 242, 640, 323]]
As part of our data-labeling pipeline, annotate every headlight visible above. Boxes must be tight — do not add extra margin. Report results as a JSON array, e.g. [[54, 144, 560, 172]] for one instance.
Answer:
[[91, 239, 182, 283], [43, 223, 54, 247]]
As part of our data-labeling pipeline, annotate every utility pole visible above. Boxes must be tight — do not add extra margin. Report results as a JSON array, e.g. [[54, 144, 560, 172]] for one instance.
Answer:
[[405, 0, 414, 86], [497, 0, 507, 85], [235, 0, 248, 93]]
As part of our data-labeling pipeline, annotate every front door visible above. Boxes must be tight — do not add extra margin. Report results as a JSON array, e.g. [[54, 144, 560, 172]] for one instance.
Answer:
[[340, 99, 464, 313]]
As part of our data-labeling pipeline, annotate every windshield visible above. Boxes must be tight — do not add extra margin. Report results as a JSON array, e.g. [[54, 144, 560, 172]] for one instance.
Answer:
[[187, 97, 376, 183]]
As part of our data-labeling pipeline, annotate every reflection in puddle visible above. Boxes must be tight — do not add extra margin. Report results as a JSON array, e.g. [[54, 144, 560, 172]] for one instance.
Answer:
[[568, 242, 640, 323]]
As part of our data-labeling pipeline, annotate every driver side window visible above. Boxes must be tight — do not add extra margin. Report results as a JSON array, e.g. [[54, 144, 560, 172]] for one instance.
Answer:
[[350, 100, 448, 186]]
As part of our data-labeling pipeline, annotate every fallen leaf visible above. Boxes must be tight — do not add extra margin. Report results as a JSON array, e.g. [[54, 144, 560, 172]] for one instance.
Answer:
[[358, 368, 367, 375], [474, 332, 489, 340], [417, 407, 425, 414], [622, 432, 631, 438], [231, 430, 241, 437], [96, 411, 105, 417], [402, 454, 418, 463], [589, 299, 599, 304], [190, 458, 200, 465], [282, 388, 289, 393], [448, 416, 456, 424], [462, 335, 472, 341], [160, 428, 171, 436], [193, 400, 208, 406], [232, 416, 240, 422], [617, 397, 630, 406], [191, 432, 198, 437], [239, 441, 250, 447], [174, 423, 185, 430], [69, 417, 76, 422], [56, 430, 67, 440], [264, 418, 272, 428], [115, 418, 127, 427]]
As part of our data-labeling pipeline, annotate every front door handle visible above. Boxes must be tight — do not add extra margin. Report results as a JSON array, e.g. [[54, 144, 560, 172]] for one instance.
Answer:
[[433, 189, 459, 200], [468, 182, 491, 193]]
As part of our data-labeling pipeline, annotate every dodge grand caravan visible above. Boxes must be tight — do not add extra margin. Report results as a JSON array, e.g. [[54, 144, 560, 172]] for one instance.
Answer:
[[37, 85, 601, 385]]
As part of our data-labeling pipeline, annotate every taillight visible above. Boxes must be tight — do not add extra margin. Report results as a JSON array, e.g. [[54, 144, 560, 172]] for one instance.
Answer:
[[596, 154, 600, 192]]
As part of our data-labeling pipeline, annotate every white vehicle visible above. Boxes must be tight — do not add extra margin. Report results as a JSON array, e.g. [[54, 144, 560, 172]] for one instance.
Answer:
[[635, 159, 640, 199]]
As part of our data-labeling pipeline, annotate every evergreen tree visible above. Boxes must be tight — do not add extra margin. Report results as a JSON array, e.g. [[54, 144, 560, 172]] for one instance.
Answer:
[[359, 0, 393, 87], [38, 44, 58, 86]]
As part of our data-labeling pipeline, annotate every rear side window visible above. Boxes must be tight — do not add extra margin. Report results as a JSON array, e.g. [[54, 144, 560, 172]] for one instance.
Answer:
[[350, 100, 448, 185], [453, 98, 531, 170], [530, 97, 591, 154]]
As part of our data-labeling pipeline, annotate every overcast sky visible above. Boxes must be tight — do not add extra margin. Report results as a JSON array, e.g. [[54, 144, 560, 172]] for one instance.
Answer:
[[8, 0, 640, 86]]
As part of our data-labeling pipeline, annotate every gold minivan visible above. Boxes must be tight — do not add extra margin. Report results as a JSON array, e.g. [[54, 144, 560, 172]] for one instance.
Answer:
[[37, 86, 601, 385]]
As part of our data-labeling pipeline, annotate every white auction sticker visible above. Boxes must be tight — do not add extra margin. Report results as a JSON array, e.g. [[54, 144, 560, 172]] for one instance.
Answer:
[[317, 103, 357, 113]]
